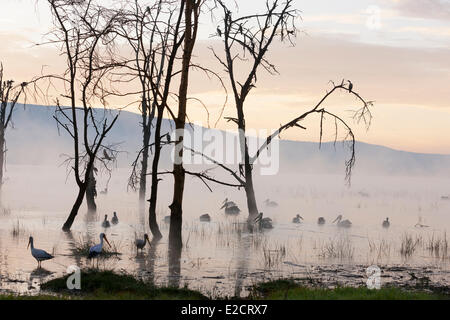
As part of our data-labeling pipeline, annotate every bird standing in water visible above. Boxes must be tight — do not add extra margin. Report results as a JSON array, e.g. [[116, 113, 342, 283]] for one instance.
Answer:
[[27, 236, 54, 268], [88, 233, 111, 259], [135, 234, 151, 251], [111, 212, 119, 225], [102, 215, 111, 228]]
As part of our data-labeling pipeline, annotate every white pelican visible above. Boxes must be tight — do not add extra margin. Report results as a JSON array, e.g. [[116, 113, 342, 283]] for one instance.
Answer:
[[221, 200, 241, 215], [382, 217, 390, 228], [101, 214, 110, 228], [264, 199, 278, 208], [111, 212, 119, 225], [200, 214, 211, 222], [332, 215, 352, 228], [318, 217, 326, 225], [292, 214, 304, 224], [254, 212, 273, 229], [135, 234, 151, 251], [27, 236, 54, 268], [88, 233, 111, 259]]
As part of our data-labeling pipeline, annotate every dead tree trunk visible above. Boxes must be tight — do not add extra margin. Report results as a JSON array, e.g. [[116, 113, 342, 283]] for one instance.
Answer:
[[85, 166, 97, 212], [169, 0, 200, 251]]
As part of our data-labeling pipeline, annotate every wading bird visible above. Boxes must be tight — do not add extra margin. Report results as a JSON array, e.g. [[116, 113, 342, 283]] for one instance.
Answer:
[[221, 199, 241, 215], [200, 214, 211, 222], [264, 199, 278, 208], [27, 236, 54, 268], [135, 234, 151, 251], [292, 214, 304, 224], [332, 215, 352, 228], [102, 215, 110, 228], [88, 233, 111, 259], [318, 217, 326, 225], [382, 217, 390, 228], [111, 212, 119, 225]]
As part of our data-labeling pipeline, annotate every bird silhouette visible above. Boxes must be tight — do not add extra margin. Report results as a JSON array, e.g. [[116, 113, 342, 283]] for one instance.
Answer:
[[217, 27, 222, 37], [348, 80, 353, 93], [103, 149, 112, 161]]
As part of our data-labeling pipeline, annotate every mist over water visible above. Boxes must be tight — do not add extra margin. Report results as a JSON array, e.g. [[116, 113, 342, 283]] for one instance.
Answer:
[[0, 105, 449, 297]]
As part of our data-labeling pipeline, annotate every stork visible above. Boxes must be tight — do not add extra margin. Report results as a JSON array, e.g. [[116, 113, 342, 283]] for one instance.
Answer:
[[135, 234, 151, 251], [88, 233, 111, 259], [27, 236, 54, 268]]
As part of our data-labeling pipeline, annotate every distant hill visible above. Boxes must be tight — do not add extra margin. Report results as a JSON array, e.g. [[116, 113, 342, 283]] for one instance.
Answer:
[[5, 104, 450, 177]]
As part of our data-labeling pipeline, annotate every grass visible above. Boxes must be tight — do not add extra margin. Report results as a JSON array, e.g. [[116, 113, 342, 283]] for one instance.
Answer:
[[70, 236, 121, 259], [1, 272, 448, 300], [248, 279, 450, 300], [39, 269, 208, 300]]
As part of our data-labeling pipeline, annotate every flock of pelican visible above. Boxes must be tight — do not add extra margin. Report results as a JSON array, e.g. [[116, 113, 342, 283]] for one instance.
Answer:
[[27, 198, 396, 268]]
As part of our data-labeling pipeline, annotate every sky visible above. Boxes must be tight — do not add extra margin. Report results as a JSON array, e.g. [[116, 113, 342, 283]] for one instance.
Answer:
[[0, 0, 449, 154]]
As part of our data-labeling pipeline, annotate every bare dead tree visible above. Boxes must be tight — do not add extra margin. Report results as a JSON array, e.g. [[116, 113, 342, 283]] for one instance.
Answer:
[[113, 0, 186, 240], [44, 0, 120, 231], [0, 63, 28, 204], [206, 0, 374, 224], [169, 0, 202, 251]]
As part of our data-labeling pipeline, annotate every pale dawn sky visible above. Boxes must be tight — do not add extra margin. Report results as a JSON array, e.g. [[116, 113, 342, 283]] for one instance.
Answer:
[[0, 0, 449, 154]]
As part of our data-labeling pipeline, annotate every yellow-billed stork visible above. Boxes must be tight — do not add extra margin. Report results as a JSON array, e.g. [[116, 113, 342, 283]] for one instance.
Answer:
[[27, 236, 54, 268]]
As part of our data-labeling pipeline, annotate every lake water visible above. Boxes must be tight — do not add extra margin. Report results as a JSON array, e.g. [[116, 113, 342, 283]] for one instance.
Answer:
[[1, 165, 449, 297]]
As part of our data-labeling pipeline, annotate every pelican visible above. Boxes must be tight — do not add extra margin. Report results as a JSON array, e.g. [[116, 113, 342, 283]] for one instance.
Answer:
[[318, 217, 326, 225], [135, 234, 151, 251], [332, 215, 352, 228], [221, 200, 241, 215], [222, 198, 237, 207], [101, 215, 110, 228], [111, 212, 119, 225], [200, 214, 211, 222], [264, 199, 278, 208], [292, 214, 303, 224], [88, 233, 111, 259], [254, 212, 273, 229], [382, 217, 390, 228], [27, 236, 54, 268]]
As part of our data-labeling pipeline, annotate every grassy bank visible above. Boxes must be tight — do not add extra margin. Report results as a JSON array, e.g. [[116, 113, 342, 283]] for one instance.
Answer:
[[248, 279, 450, 300], [38, 269, 207, 300], [1, 272, 448, 300]]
